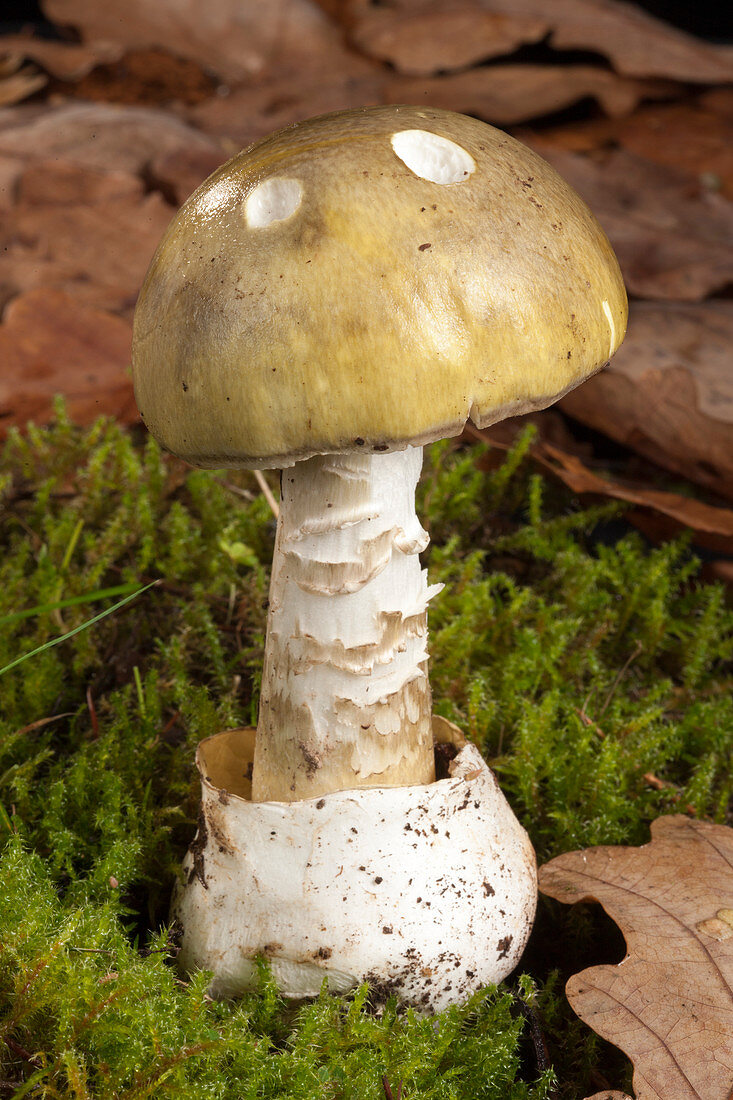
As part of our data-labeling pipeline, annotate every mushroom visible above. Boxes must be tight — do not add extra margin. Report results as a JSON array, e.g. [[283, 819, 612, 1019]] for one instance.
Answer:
[[132, 105, 626, 1009]]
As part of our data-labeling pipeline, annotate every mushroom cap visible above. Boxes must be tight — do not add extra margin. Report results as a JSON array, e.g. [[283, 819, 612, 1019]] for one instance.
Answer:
[[132, 105, 627, 469]]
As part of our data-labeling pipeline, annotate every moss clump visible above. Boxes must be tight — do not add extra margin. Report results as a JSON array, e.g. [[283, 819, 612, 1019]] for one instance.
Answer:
[[421, 438, 733, 859], [0, 836, 553, 1099], [1, 407, 731, 1097]]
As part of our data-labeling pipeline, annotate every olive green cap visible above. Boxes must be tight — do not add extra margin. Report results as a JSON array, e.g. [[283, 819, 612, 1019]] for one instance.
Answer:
[[132, 105, 627, 468]]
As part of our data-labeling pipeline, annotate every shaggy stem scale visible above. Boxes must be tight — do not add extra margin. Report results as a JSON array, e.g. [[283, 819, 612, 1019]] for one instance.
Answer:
[[252, 447, 441, 801]]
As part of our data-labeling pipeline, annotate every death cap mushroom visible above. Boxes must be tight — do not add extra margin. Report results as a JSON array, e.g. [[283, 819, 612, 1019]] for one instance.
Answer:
[[132, 105, 627, 469]]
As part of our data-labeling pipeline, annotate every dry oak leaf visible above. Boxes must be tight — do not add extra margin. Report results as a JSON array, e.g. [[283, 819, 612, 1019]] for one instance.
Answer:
[[0, 102, 222, 179], [585, 1094, 634, 1100], [15, 159, 144, 208], [0, 35, 122, 80], [190, 65, 384, 148], [0, 104, 219, 315], [560, 301, 733, 505], [533, 442, 733, 557], [346, 4, 548, 76], [342, 0, 733, 83], [539, 815, 733, 1100], [41, 0, 351, 86], [185, 7, 382, 146], [53, 47, 218, 108], [147, 147, 230, 208], [519, 103, 733, 202], [0, 288, 135, 434], [385, 65, 662, 127], [529, 142, 733, 301], [701, 89, 733, 122], [0, 154, 24, 210], [0, 183, 174, 317], [0, 54, 47, 108], [543, 0, 733, 83], [466, 415, 733, 555]]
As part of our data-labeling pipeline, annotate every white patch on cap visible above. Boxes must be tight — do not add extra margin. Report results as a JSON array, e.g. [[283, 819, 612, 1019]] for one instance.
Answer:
[[245, 178, 302, 228], [391, 130, 475, 185], [602, 299, 616, 358]]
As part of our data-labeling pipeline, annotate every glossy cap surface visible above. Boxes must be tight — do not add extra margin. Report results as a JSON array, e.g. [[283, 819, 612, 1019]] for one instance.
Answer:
[[133, 105, 627, 468]]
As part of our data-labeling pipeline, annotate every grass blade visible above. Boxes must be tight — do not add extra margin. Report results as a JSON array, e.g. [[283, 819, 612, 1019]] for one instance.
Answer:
[[0, 582, 159, 677], [0, 584, 145, 628]]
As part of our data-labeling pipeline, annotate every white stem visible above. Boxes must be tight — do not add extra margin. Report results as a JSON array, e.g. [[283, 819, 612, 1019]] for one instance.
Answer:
[[252, 446, 442, 802]]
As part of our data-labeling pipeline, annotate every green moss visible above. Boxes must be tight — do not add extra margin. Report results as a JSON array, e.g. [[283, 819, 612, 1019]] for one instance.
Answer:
[[420, 442, 733, 860], [0, 836, 555, 1099], [1, 408, 731, 1097]]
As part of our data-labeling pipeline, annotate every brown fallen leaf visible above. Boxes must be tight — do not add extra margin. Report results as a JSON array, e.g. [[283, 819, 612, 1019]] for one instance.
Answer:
[[49, 48, 217, 107], [191, 68, 384, 147], [527, 142, 733, 301], [16, 159, 144, 207], [0, 154, 23, 210], [466, 417, 733, 556], [709, 561, 733, 585], [0, 35, 122, 80], [41, 0, 351, 85], [342, 0, 733, 84], [148, 147, 228, 208], [0, 102, 222, 178], [632, 513, 733, 592], [0, 288, 135, 433], [347, 4, 548, 76], [0, 187, 174, 316], [544, 0, 733, 83], [539, 815, 733, 1100], [0, 103, 221, 315], [0, 55, 47, 108], [560, 301, 733, 504], [643, 774, 675, 793], [385, 65, 665, 126], [536, 442, 733, 554], [701, 88, 733, 121], [584, 1094, 633, 1100], [520, 102, 733, 201]]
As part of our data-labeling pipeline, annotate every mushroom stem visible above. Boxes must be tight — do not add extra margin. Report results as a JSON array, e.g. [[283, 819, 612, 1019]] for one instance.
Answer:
[[251, 446, 441, 802]]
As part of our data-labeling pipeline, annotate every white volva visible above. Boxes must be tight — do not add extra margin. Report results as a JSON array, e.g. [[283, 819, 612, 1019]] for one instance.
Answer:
[[172, 719, 538, 1013], [253, 447, 442, 802]]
